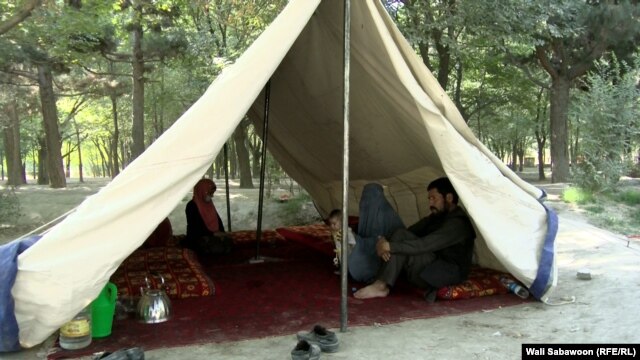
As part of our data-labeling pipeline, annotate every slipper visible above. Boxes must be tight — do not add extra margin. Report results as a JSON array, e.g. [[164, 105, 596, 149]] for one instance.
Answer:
[[296, 324, 339, 353], [291, 340, 321, 360], [424, 288, 438, 303]]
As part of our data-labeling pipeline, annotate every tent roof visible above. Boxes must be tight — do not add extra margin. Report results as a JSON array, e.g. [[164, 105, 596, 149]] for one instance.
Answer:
[[12, 0, 556, 348]]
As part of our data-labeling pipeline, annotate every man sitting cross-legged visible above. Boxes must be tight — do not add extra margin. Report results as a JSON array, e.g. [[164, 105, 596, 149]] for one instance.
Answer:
[[353, 177, 476, 301]]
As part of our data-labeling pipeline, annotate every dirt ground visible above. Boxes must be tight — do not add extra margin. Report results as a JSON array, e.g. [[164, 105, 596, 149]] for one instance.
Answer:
[[2, 175, 640, 359]]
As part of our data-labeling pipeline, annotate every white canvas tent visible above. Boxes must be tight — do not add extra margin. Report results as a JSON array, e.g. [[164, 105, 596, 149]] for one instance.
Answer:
[[10, 0, 557, 348]]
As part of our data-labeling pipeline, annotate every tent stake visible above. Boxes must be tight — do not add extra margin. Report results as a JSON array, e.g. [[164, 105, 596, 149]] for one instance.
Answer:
[[251, 80, 272, 264], [340, 0, 351, 333]]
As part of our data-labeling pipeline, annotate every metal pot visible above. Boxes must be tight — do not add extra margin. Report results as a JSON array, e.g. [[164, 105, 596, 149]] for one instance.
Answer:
[[137, 273, 171, 324]]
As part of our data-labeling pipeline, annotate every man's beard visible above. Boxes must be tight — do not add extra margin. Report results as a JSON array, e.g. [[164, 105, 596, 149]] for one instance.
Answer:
[[430, 205, 449, 219]]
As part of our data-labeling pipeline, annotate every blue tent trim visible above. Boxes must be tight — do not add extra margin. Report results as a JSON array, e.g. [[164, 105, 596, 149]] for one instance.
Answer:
[[0, 235, 41, 353], [528, 203, 558, 300]]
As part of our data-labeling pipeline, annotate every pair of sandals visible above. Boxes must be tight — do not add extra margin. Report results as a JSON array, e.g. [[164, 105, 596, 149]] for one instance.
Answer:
[[94, 347, 144, 360], [291, 325, 339, 360]]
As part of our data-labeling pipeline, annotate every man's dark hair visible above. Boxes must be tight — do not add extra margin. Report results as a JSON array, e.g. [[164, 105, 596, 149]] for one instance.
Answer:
[[427, 177, 459, 204]]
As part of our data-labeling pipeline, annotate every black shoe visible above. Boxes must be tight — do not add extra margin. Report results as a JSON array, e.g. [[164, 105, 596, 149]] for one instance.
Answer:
[[291, 340, 321, 360], [296, 324, 339, 353]]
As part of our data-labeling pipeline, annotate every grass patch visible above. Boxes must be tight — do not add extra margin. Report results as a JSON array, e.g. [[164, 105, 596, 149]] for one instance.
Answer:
[[613, 189, 640, 206], [557, 182, 640, 237], [562, 187, 594, 204], [583, 204, 605, 214], [631, 208, 640, 224]]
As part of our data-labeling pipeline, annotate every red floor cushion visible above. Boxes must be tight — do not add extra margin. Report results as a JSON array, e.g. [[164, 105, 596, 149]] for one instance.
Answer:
[[111, 247, 215, 299], [436, 267, 513, 300]]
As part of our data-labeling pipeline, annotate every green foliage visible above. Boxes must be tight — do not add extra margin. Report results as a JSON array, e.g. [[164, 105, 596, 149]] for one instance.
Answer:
[[570, 57, 640, 192], [562, 186, 594, 204]]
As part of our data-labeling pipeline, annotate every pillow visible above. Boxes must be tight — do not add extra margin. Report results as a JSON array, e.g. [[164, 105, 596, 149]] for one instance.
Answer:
[[226, 229, 286, 245], [276, 224, 334, 257], [111, 247, 215, 299], [436, 267, 512, 300]]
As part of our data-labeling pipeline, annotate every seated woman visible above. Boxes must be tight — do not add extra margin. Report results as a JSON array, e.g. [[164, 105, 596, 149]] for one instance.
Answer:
[[347, 183, 405, 283], [184, 178, 232, 255]]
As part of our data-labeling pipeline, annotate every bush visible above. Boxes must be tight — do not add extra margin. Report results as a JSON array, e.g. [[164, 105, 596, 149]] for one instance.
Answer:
[[571, 161, 627, 192], [275, 192, 320, 225], [0, 188, 22, 225], [627, 163, 640, 178], [614, 189, 640, 206], [562, 187, 594, 204]]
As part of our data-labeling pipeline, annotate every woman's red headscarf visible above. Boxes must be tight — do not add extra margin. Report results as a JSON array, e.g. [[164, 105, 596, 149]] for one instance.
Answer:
[[193, 178, 220, 233]]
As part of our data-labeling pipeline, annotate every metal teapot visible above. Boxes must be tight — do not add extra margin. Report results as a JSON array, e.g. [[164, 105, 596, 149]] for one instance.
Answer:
[[137, 273, 171, 324]]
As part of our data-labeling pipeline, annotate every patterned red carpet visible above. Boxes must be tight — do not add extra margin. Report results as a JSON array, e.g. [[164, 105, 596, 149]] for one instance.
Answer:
[[47, 238, 527, 359]]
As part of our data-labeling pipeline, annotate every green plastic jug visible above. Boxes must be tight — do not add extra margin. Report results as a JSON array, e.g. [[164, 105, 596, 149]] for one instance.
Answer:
[[91, 282, 118, 338]]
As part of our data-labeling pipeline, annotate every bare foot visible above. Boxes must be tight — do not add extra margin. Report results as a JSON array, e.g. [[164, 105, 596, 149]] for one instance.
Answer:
[[353, 280, 390, 299]]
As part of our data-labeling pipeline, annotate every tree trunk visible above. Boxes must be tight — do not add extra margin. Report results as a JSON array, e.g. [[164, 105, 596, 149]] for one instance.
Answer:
[[111, 95, 120, 177], [517, 141, 524, 172], [510, 142, 517, 171], [75, 124, 84, 183], [213, 154, 222, 179], [229, 140, 237, 179], [535, 131, 547, 181], [571, 122, 579, 166], [37, 63, 66, 188], [65, 143, 71, 178], [435, 41, 450, 90], [549, 76, 571, 183], [30, 147, 37, 180], [37, 136, 48, 185], [130, 4, 145, 160], [251, 145, 260, 177], [233, 123, 254, 189], [3, 101, 26, 186], [534, 88, 547, 181], [537, 144, 546, 180]]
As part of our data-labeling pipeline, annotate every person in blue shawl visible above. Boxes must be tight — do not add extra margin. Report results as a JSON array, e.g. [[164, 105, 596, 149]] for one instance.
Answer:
[[347, 183, 405, 283]]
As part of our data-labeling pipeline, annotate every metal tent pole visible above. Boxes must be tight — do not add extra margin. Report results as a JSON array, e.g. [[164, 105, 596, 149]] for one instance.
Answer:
[[340, 0, 351, 333], [252, 80, 272, 263], [223, 143, 231, 232]]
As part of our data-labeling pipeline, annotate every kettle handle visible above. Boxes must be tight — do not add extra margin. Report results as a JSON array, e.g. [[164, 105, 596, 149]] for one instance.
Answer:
[[154, 272, 165, 287], [148, 272, 166, 289], [106, 282, 118, 303]]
